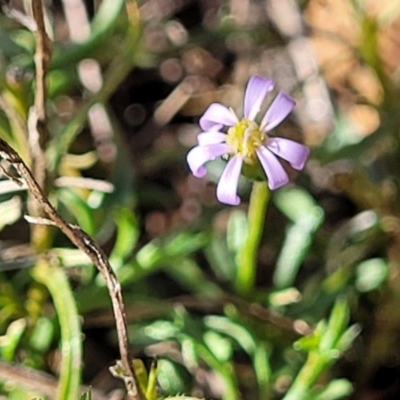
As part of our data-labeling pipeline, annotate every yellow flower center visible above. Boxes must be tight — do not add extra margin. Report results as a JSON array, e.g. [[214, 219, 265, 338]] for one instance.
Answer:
[[226, 120, 266, 163]]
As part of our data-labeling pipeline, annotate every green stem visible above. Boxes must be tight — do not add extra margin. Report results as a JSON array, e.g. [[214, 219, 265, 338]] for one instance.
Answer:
[[236, 181, 270, 295], [282, 353, 327, 400], [33, 262, 82, 400]]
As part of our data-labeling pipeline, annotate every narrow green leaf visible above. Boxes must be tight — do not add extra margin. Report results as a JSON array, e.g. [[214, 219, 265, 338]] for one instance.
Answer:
[[79, 391, 91, 400], [226, 209, 248, 254], [0, 318, 26, 361], [356, 258, 388, 292], [109, 207, 139, 271], [320, 298, 349, 352], [57, 188, 96, 235], [313, 379, 353, 400], [33, 264, 82, 400], [273, 188, 324, 288], [146, 359, 158, 400]]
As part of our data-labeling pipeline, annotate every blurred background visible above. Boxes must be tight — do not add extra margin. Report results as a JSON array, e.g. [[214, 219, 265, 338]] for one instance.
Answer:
[[1, 0, 400, 399]]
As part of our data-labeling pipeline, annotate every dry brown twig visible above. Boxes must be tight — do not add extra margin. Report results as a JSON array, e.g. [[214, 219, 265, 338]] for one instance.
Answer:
[[0, 137, 144, 400], [29, 0, 51, 190], [16, 0, 53, 252], [31, 0, 50, 122]]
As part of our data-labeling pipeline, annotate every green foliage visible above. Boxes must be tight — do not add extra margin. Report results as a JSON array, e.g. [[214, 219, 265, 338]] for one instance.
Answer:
[[283, 300, 359, 400], [273, 188, 324, 289], [1, 0, 400, 399], [79, 392, 91, 400]]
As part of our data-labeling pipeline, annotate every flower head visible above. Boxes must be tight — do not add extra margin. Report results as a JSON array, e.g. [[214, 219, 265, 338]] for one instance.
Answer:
[[187, 75, 309, 205]]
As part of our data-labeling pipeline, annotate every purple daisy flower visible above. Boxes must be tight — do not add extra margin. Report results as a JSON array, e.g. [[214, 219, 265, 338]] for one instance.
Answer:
[[187, 75, 310, 206]]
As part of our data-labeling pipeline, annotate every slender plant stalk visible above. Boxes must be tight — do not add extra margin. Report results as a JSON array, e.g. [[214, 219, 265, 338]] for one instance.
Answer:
[[236, 181, 270, 295], [281, 353, 327, 400], [29, 0, 53, 251], [29, 0, 51, 187]]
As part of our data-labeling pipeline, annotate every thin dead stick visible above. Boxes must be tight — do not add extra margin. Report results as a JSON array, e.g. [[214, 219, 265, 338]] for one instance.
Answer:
[[0, 137, 144, 400], [31, 0, 50, 123], [29, 0, 51, 190]]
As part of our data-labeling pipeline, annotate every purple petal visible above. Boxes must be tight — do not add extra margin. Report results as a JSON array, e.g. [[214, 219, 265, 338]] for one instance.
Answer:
[[266, 137, 309, 170], [256, 146, 289, 190], [200, 103, 238, 131], [216, 155, 243, 206], [261, 91, 296, 132], [187, 143, 231, 178], [197, 131, 227, 145], [244, 75, 274, 121]]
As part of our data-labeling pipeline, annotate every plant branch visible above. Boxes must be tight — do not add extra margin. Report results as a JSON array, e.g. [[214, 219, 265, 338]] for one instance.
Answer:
[[0, 137, 144, 400]]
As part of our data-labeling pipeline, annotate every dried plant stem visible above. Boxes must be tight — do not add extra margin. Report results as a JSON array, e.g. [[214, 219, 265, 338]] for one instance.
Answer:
[[28, 0, 52, 251], [31, 0, 50, 123], [0, 137, 144, 400], [29, 0, 51, 185]]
